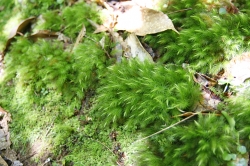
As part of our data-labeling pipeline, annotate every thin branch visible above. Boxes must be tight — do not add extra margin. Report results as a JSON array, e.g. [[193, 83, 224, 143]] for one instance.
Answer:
[[134, 113, 198, 143]]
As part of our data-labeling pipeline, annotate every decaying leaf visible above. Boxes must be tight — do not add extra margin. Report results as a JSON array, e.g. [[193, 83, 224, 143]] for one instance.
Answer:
[[193, 73, 220, 109], [96, 1, 177, 35], [115, 6, 178, 36], [219, 52, 250, 86], [201, 87, 221, 109], [125, 33, 153, 62], [8, 17, 36, 39], [2, 17, 36, 57]]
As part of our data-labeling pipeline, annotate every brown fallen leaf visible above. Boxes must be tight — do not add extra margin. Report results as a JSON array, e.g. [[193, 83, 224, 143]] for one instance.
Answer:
[[1, 17, 36, 58], [29, 30, 59, 41], [8, 17, 36, 39], [97, 1, 177, 35], [115, 6, 178, 36]]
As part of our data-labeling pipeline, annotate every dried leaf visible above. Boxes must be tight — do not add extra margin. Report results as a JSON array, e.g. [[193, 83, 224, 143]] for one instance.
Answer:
[[29, 30, 59, 41], [125, 33, 153, 62], [115, 6, 178, 36], [8, 17, 36, 39], [2, 17, 36, 57]]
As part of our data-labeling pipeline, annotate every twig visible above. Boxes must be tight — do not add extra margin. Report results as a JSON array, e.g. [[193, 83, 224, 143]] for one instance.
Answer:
[[167, 8, 192, 15], [134, 113, 198, 143], [173, 111, 221, 118]]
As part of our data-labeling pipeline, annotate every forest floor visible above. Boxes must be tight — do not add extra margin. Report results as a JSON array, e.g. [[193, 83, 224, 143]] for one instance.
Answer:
[[0, 0, 250, 166]]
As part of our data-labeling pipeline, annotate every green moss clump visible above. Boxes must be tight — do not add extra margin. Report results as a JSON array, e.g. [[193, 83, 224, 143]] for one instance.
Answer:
[[144, 1, 250, 74], [35, 2, 101, 40], [161, 114, 236, 166], [20, 0, 64, 17], [95, 59, 201, 129], [226, 88, 250, 149], [0, 32, 109, 165], [62, 3, 100, 39], [128, 113, 237, 166], [0, 0, 15, 49]]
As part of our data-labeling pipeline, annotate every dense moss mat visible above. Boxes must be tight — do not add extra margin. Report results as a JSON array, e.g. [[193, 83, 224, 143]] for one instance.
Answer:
[[144, 0, 250, 74], [0, 0, 250, 165], [95, 60, 200, 128]]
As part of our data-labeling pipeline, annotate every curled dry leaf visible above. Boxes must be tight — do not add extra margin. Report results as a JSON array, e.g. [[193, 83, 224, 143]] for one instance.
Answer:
[[8, 17, 36, 39], [1, 17, 36, 58], [29, 30, 59, 41], [115, 6, 178, 36], [125, 33, 153, 62]]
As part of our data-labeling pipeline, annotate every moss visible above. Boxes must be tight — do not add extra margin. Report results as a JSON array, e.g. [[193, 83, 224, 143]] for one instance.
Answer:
[[226, 88, 250, 150], [0, 5, 109, 163], [0, 0, 250, 165], [95, 59, 201, 129], [62, 2, 100, 39], [0, 0, 15, 49], [144, 1, 250, 74], [19, 0, 64, 17]]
